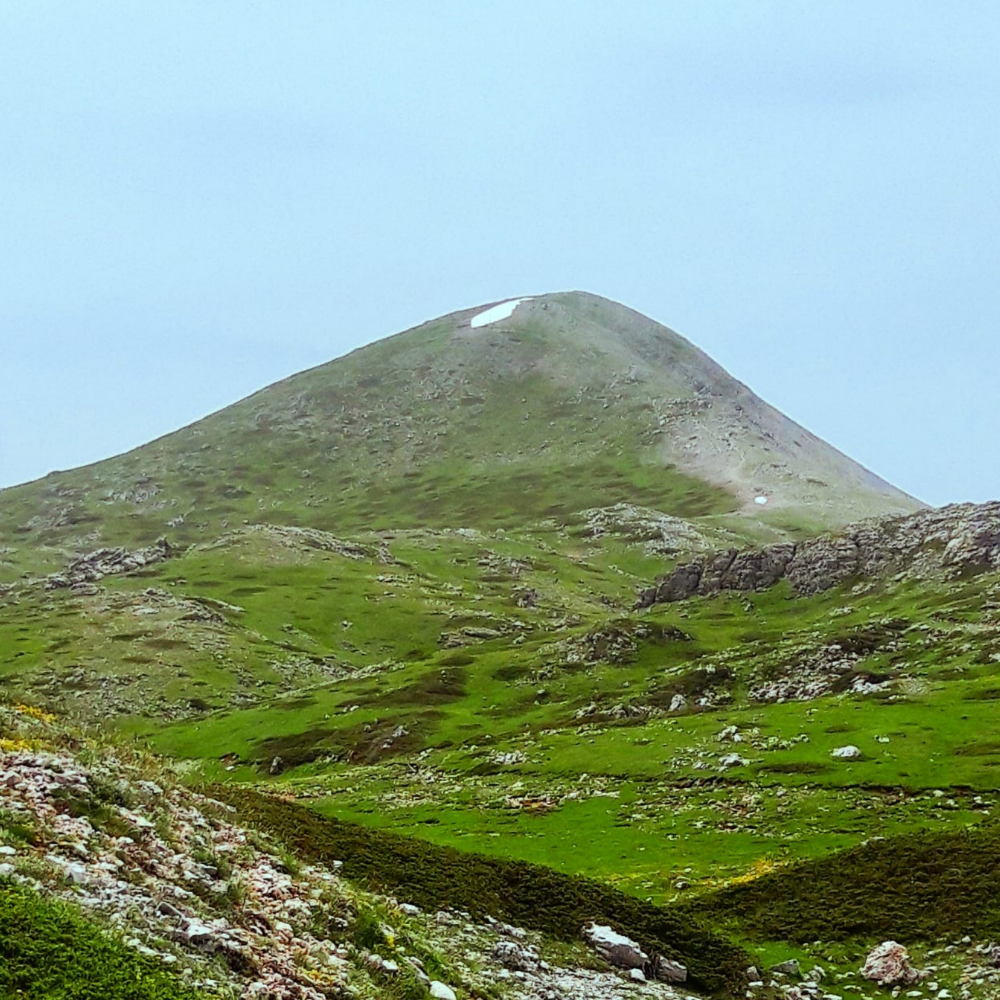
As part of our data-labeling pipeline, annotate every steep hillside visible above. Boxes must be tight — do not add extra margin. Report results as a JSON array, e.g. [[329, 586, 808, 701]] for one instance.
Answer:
[[0, 292, 921, 583]]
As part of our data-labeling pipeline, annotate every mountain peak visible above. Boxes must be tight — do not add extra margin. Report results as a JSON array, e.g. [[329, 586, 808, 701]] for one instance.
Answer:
[[0, 293, 922, 581]]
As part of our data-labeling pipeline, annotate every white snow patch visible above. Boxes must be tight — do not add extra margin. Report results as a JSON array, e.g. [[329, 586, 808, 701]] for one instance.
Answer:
[[470, 297, 533, 328], [754, 496, 769, 505]]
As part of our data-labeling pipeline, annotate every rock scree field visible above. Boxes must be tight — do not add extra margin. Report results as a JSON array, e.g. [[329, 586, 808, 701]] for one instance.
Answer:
[[2, 292, 999, 1000]]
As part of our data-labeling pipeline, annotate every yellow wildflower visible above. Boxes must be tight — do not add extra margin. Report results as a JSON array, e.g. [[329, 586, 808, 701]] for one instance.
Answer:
[[0, 737, 34, 753], [13, 704, 56, 723]]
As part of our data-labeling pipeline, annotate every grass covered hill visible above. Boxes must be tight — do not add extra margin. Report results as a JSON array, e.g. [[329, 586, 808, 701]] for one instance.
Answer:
[[0, 292, 921, 583]]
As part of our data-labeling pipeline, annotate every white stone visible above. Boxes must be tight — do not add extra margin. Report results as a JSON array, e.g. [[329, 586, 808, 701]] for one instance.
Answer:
[[63, 863, 89, 884], [429, 983, 457, 1000], [832, 745, 863, 760], [719, 753, 749, 768]]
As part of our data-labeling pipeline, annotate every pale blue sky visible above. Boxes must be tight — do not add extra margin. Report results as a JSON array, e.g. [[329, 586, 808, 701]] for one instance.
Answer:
[[1, 2, 998, 505]]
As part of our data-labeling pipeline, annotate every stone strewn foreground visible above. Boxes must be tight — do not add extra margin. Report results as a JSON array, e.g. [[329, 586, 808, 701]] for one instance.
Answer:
[[638, 502, 1000, 606], [0, 703, 701, 1000]]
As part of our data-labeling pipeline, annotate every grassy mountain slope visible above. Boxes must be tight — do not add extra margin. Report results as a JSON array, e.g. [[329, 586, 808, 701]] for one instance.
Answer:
[[7, 292, 994, 998], [0, 292, 921, 584]]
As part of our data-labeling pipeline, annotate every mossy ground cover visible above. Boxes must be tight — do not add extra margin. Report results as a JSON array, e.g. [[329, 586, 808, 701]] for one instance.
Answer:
[[0, 879, 204, 1000]]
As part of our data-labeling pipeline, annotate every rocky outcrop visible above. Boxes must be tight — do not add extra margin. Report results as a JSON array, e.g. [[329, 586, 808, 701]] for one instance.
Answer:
[[650, 955, 688, 984], [581, 503, 717, 555], [493, 939, 543, 972], [45, 537, 174, 589], [637, 502, 1000, 606]]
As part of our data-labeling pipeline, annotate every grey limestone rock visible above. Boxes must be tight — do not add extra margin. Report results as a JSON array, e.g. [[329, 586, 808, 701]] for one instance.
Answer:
[[581, 922, 647, 969], [651, 954, 688, 983], [770, 959, 801, 977], [46, 537, 174, 589], [640, 502, 1000, 607]]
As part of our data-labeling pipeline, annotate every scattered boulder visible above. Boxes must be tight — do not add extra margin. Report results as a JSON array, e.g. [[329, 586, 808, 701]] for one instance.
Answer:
[[581, 922, 647, 969], [405, 955, 430, 983], [583, 503, 713, 555], [650, 955, 688, 983], [718, 753, 748, 768], [831, 745, 862, 760], [513, 587, 538, 608], [429, 982, 457, 1000], [366, 953, 399, 975], [175, 916, 219, 949], [771, 959, 801, 978], [493, 939, 540, 972], [861, 941, 920, 986]]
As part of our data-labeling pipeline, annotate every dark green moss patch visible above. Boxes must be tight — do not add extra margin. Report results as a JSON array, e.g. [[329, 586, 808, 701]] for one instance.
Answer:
[[254, 726, 336, 768], [647, 666, 734, 709], [493, 662, 531, 682], [831, 620, 908, 656], [964, 687, 1000, 701], [376, 668, 467, 707], [758, 761, 832, 776], [681, 824, 1000, 945], [954, 740, 1000, 757], [254, 713, 439, 770], [0, 879, 203, 999], [438, 652, 475, 666]]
